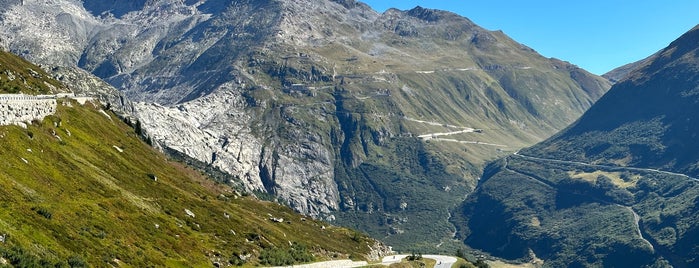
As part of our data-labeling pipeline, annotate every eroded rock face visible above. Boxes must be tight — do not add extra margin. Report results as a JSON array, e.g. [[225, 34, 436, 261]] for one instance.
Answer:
[[49, 66, 135, 118], [134, 85, 340, 216], [134, 87, 266, 192], [0, 0, 99, 66]]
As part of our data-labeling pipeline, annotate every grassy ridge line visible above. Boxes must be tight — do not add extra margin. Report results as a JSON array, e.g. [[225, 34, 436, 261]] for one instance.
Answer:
[[0, 100, 374, 266]]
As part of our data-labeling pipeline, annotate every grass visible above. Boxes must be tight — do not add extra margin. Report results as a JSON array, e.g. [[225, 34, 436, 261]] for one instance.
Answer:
[[0, 100, 375, 266], [567, 170, 640, 188], [0, 51, 64, 95], [485, 260, 536, 268]]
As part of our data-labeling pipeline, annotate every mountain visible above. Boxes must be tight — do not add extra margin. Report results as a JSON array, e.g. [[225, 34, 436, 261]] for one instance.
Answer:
[[603, 53, 657, 84], [0, 50, 385, 266], [0, 49, 63, 95], [0, 0, 610, 250], [455, 25, 699, 267]]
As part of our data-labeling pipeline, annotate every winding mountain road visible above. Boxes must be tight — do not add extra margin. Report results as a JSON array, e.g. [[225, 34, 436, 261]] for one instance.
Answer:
[[425, 138, 507, 147], [381, 254, 457, 268], [270, 254, 457, 268], [502, 157, 555, 189], [402, 116, 506, 147], [512, 152, 698, 182], [417, 128, 476, 138]]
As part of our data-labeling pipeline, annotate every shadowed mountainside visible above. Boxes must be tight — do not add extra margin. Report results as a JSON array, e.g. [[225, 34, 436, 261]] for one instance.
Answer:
[[456, 24, 699, 267]]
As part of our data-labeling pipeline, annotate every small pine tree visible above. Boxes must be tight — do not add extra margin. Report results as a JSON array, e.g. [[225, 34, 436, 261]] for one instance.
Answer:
[[135, 120, 143, 136]]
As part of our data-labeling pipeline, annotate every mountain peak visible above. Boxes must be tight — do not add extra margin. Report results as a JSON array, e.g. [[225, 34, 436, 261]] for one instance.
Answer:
[[405, 6, 461, 22]]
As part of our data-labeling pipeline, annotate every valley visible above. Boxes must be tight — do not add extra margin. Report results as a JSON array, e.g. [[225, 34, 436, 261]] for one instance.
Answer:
[[6, 0, 699, 267], [0, 0, 613, 252]]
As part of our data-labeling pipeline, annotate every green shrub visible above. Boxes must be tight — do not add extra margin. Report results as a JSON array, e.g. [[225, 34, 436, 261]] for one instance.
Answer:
[[32, 207, 52, 220], [67, 255, 87, 268], [258, 242, 314, 266]]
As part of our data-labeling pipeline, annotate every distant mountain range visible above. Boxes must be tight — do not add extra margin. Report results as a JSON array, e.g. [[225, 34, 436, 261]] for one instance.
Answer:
[[1, 0, 610, 251], [456, 25, 699, 267]]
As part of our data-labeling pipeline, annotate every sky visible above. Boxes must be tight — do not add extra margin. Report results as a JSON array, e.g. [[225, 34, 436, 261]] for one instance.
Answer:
[[361, 1, 699, 75]]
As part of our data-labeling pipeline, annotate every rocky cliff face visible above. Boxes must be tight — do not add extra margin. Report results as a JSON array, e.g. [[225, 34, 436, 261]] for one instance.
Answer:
[[50, 66, 135, 119], [0, 0, 610, 250]]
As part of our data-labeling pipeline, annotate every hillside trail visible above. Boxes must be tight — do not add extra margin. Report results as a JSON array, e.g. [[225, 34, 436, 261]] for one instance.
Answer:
[[619, 205, 654, 251]]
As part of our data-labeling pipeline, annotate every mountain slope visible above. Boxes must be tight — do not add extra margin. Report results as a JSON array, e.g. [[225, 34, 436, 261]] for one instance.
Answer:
[[0, 50, 63, 95], [0, 0, 610, 250], [528, 24, 699, 176], [602, 53, 656, 84], [456, 25, 699, 267], [0, 51, 381, 266]]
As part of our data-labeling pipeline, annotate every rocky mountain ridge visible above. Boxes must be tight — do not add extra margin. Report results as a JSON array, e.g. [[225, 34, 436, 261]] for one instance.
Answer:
[[0, 0, 610, 250]]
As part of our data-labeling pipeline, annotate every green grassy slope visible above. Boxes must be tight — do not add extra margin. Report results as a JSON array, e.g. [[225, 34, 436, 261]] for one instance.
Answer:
[[0, 101, 376, 267], [0, 50, 63, 95], [456, 155, 697, 267]]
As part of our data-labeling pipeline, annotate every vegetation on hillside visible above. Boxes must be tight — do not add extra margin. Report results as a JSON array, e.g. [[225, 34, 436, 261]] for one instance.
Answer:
[[455, 155, 698, 267], [0, 51, 63, 95], [524, 25, 699, 177], [0, 100, 376, 266], [245, 36, 606, 249], [455, 25, 699, 268]]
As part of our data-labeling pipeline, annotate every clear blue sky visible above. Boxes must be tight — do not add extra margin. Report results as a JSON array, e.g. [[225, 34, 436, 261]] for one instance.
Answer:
[[361, 1, 699, 75]]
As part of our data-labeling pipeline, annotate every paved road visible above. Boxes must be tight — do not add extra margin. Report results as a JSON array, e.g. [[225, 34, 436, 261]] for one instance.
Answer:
[[426, 137, 507, 147], [418, 128, 475, 138], [513, 152, 698, 182], [381, 254, 457, 268], [270, 259, 367, 268], [425, 255, 457, 268], [271, 254, 458, 268]]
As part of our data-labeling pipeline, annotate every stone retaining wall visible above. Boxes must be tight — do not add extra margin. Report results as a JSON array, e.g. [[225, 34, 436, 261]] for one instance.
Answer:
[[0, 94, 58, 126]]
